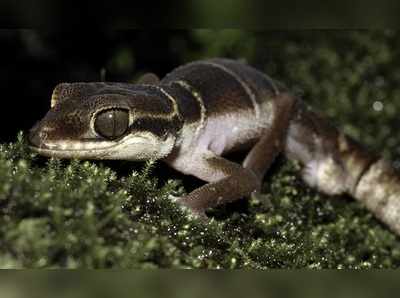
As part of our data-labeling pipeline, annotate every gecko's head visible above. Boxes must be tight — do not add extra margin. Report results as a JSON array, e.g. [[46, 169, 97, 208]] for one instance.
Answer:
[[29, 82, 182, 160]]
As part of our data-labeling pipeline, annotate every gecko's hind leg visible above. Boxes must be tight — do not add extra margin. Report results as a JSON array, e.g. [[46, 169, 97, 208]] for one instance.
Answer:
[[170, 93, 297, 216], [243, 93, 297, 180], [243, 93, 297, 204]]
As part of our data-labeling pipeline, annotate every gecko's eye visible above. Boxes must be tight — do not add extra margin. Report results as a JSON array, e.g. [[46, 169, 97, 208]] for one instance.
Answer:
[[94, 108, 129, 140]]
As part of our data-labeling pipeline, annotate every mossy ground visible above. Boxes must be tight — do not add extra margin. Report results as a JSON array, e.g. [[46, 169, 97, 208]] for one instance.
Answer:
[[1, 30, 400, 268]]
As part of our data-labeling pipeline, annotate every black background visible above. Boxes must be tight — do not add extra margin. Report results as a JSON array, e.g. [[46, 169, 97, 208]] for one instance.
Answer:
[[0, 30, 197, 143]]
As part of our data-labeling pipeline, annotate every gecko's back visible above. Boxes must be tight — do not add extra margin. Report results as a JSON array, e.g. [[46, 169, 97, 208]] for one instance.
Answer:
[[161, 58, 281, 117], [159, 58, 287, 155]]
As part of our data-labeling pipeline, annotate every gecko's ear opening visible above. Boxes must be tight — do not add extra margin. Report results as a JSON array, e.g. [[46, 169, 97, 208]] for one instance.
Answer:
[[135, 73, 160, 85]]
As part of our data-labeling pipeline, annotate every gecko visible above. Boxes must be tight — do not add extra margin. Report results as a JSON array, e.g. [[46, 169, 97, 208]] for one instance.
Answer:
[[29, 58, 400, 236]]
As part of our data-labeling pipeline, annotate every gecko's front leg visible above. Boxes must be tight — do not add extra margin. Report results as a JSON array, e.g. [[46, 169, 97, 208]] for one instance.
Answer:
[[172, 152, 261, 215], [166, 93, 297, 216]]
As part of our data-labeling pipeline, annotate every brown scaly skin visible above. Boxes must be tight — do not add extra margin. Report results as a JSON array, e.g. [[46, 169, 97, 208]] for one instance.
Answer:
[[29, 58, 400, 236]]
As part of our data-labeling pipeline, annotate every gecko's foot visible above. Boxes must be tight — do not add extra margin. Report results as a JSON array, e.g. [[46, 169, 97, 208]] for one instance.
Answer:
[[168, 194, 207, 221]]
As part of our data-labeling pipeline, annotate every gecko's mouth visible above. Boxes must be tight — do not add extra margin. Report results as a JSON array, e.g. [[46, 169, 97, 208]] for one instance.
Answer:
[[28, 122, 124, 156], [28, 138, 119, 159], [28, 130, 159, 160], [30, 139, 116, 151]]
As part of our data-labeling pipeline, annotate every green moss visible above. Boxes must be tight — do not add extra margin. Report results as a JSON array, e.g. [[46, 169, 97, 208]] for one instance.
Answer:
[[2, 31, 400, 268]]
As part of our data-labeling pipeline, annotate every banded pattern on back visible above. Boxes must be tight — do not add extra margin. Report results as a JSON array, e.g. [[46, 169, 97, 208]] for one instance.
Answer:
[[197, 60, 261, 117], [206, 58, 280, 102], [160, 83, 203, 124], [161, 60, 256, 118]]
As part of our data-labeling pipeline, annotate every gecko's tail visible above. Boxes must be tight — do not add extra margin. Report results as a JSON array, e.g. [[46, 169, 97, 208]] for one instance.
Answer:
[[352, 158, 400, 234], [285, 102, 400, 235], [334, 132, 400, 235]]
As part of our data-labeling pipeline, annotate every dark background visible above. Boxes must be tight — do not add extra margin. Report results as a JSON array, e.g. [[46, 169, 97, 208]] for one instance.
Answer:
[[0, 30, 199, 143]]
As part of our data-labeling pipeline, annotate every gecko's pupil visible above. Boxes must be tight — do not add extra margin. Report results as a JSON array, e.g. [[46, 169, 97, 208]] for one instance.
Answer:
[[94, 108, 129, 139]]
